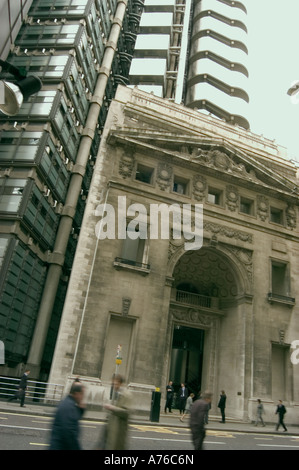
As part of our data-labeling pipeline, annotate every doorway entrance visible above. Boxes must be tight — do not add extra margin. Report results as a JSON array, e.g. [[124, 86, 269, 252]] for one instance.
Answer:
[[169, 325, 204, 404]]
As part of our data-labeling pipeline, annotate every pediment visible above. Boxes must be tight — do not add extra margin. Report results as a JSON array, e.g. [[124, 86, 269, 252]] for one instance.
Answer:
[[108, 127, 299, 199]]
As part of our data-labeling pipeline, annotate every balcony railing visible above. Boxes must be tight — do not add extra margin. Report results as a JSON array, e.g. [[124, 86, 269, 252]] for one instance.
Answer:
[[114, 257, 150, 270], [172, 289, 219, 309]]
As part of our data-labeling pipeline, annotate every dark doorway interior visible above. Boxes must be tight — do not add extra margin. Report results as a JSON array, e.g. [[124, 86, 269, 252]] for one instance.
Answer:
[[169, 325, 205, 404]]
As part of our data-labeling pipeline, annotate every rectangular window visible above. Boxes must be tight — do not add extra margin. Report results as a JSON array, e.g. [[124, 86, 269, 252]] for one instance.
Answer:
[[240, 197, 254, 215], [207, 187, 222, 205], [0, 131, 42, 162], [121, 228, 146, 265], [271, 260, 289, 296], [23, 186, 58, 248], [135, 164, 154, 184], [0, 179, 27, 212], [270, 207, 283, 225], [173, 176, 189, 195]]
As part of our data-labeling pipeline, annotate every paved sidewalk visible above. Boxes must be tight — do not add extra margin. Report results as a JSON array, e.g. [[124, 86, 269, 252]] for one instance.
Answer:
[[1, 400, 298, 436]]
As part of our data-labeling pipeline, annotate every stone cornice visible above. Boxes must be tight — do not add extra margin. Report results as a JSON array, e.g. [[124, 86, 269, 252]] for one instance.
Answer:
[[108, 131, 299, 203], [124, 87, 289, 160]]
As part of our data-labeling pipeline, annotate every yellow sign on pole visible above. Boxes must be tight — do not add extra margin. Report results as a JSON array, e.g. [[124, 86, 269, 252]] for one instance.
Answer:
[[116, 344, 122, 365]]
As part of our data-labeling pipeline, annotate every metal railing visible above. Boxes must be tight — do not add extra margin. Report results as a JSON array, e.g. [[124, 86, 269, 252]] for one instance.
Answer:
[[0, 376, 64, 405], [175, 290, 212, 308]]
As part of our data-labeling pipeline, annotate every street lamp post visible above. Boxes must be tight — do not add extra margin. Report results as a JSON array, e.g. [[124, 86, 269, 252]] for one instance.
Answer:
[[0, 59, 42, 116]]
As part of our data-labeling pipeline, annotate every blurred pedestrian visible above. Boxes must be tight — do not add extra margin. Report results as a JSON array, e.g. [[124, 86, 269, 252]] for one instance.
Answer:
[[190, 391, 212, 450], [205, 400, 211, 424], [98, 374, 132, 450], [164, 380, 174, 413], [218, 390, 226, 423], [49, 382, 85, 450], [8, 370, 30, 407], [180, 392, 194, 421], [275, 400, 287, 432], [255, 399, 265, 426]]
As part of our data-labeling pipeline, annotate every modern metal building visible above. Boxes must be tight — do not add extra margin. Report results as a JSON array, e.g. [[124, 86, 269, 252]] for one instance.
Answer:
[[0, 0, 144, 380], [129, 0, 250, 128]]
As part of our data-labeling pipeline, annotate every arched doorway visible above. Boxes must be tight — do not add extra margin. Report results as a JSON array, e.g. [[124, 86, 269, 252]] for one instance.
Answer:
[[168, 244, 246, 404]]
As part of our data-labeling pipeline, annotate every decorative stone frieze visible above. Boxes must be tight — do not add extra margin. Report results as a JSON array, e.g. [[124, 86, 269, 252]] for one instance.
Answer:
[[203, 222, 253, 243], [170, 307, 217, 328], [168, 222, 253, 260]]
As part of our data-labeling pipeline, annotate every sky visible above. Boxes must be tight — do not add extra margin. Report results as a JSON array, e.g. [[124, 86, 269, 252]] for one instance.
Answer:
[[247, 1, 299, 162]]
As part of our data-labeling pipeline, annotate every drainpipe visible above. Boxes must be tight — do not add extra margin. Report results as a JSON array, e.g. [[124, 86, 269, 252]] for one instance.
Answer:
[[27, 0, 129, 378]]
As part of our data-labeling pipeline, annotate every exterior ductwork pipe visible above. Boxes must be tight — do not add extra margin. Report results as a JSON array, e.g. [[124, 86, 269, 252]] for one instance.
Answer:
[[185, 0, 249, 129]]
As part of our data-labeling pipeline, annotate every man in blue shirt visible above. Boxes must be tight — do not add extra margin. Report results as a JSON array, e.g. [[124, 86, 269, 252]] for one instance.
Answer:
[[50, 381, 85, 450]]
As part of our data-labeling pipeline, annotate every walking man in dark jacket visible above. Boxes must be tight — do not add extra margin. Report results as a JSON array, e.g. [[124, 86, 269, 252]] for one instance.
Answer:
[[50, 382, 85, 450], [275, 400, 287, 432], [218, 390, 226, 423], [190, 391, 212, 450], [8, 370, 30, 407]]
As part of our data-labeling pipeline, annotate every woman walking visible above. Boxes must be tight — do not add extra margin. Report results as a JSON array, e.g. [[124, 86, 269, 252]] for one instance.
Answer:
[[180, 393, 194, 421]]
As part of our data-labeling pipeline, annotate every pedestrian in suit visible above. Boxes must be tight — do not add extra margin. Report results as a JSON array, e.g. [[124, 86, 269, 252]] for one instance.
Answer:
[[164, 381, 174, 413], [49, 382, 85, 450], [179, 383, 188, 414], [190, 391, 212, 450], [275, 400, 287, 432], [218, 390, 226, 423], [8, 370, 30, 407]]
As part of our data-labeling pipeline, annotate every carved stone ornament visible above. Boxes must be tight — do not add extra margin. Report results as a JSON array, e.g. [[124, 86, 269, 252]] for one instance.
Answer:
[[157, 163, 173, 191], [170, 308, 215, 328], [286, 204, 297, 230], [279, 329, 285, 343], [211, 150, 231, 171], [119, 153, 135, 179], [226, 185, 239, 212], [122, 297, 131, 316], [257, 195, 269, 221], [193, 174, 207, 201]]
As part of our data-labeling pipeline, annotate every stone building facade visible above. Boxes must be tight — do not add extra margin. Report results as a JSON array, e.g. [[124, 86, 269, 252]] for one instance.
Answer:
[[48, 86, 299, 422]]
